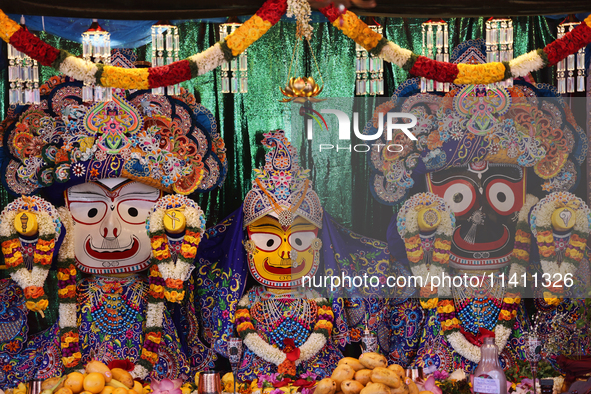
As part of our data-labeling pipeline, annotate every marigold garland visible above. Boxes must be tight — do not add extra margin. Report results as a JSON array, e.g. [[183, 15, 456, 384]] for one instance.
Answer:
[[0, 197, 61, 317], [146, 195, 206, 303], [0, 2, 590, 89]]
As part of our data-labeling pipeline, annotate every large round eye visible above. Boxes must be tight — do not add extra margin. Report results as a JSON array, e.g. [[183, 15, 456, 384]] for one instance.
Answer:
[[250, 233, 282, 252], [117, 199, 153, 225], [68, 201, 108, 225], [442, 181, 475, 217], [288, 231, 317, 252], [486, 180, 516, 215]]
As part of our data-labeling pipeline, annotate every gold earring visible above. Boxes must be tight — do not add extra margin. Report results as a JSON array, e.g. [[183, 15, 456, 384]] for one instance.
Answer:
[[244, 240, 256, 254], [310, 238, 322, 251]]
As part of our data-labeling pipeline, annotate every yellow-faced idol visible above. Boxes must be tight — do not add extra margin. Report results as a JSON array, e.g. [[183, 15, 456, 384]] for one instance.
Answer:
[[243, 131, 323, 288]]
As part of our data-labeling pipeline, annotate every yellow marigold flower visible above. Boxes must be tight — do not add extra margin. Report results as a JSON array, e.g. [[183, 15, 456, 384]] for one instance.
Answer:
[[437, 304, 454, 314], [499, 310, 512, 320], [420, 298, 439, 309], [454, 63, 506, 85], [503, 297, 514, 304], [181, 243, 197, 256], [100, 66, 150, 90], [0, 11, 21, 42], [26, 299, 48, 312], [57, 272, 70, 281], [543, 292, 562, 306], [226, 15, 271, 56]]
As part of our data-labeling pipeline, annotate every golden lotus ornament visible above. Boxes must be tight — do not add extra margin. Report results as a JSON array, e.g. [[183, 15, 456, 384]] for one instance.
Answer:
[[280, 77, 325, 103]]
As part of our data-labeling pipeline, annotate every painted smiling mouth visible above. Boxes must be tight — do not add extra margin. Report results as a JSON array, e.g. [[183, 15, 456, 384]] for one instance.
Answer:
[[264, 259, 307, 275], [84, 237, 140, 260], [453, 225, 509, 252]]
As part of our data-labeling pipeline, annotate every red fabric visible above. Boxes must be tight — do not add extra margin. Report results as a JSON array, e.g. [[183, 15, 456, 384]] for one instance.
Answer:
[[256, 0, 288, 24], [282, 338, 301, 362], [9, 27, 60, 67], [148, 60, 192, 89], [409, 56, 459, 83], [460, 327, 495, 347], [273, 378, 293, 388], [318, 4, 344, 23], [293, 379, 316, 388], [544, 22, 591, 66], [557, 355, 591, 380], [107, 359, 135, 371]]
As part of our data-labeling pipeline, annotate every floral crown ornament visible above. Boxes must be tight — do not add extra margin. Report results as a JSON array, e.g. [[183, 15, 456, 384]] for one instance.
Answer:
[[0, 196, 62, 316], [243, 130, 323, 229], [2, 76, 227, 197], [146, 194, 206, 303]]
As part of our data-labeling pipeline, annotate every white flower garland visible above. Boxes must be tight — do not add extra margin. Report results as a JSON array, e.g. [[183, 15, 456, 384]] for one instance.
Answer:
[[508, 50, 545, 78], [286, 0, 313, 40], [58, 56, 98, 85], [58, 303, 77, 329], [189, 44, 225, 76], [381, 42, 413, 68], [146, 302, 165, 328], [446, 325, 512, 363], [130, 364, 150, 380], [57, 208, 75, 262]]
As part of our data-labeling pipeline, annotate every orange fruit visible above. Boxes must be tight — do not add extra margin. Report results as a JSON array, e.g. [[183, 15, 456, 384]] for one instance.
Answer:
[[65, 372, 85, 394], [100, 387, 115, 394], [55, 388, 74, 394], [83, 372, 106, 394], [112, 388, 128, 394], [128, 390, 139, 394]]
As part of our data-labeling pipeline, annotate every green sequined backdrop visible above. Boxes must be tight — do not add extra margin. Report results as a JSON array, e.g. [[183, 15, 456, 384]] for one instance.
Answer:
[[0, 17, 557, 300]]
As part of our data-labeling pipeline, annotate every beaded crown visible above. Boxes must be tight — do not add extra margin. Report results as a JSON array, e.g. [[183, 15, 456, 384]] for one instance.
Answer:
[[1, 76, 227, 196], [366, 39, 587, 206], [243, 130, 323, 228]]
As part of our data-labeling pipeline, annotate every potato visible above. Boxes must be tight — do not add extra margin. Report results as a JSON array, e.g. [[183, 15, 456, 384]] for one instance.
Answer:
[[331, 365, 356, 388], [315, 378, 337, 394], [370, 368, 400, 389], [359, 353, 387, 370], [341, 380, 365, 394], [354, 370, 372, 386], [386, 365, 405, 380], [405, 381, 418, 394], [360, 383, 389, 394], [110, 369, 133, 389], [338, 358, 365, 372]]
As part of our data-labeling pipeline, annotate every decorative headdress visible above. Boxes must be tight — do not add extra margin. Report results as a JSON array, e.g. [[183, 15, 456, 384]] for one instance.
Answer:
[[243, 130, 323, 228], [1, 76, 227, 197], [366, 39, 587, 206]]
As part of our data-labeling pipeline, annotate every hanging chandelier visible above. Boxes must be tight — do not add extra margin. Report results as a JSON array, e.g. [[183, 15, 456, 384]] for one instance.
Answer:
[[82, 19, 111, 102], [219, 22, 248, 93], [355, 24, 383, 96], [151, 21, 180, 95], [556, 20, 586, 93], [8, 16, 40, 105], [485, 17, 513, 88], [421, 19, 449, 93]]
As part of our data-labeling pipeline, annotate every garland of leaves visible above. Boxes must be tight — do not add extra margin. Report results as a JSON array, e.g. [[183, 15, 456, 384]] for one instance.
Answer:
[[0, 1, 590, 88]]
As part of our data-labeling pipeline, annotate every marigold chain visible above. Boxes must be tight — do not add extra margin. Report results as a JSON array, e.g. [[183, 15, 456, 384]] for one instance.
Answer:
[[0, 1, 590, 89]]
